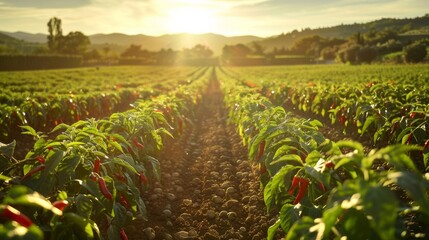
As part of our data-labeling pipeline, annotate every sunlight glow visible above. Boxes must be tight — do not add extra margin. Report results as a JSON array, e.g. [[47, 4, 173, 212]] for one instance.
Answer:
[[166, 6, 216, 34]]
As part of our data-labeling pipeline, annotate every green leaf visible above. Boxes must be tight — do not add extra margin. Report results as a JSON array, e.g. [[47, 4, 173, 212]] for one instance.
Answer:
[[0, 223, 43, 240], [321, 204, 343, 238], [267, 218, 281, 240], [76, 194, 94, 219], [45, 150, 65, 173], [341, 208, 374, 239], [63, 213, 95, 240], [112, 203, 128, 227], [0, 140, 16, 159], [4, 186, 62, 215], [147, 156, 161, 181], [285, 216, 316, 240], [0, 174, 11, 181], [264, 165, 300, 212], [305, 150, 323, 166], [387, 172, 429, 216], [336, 140, 364, 154], [111, 158, 138, 174], [367, 144, 419, 172], [270, 154, 302, 166], [309, 119, 323, 128], [109, 141, 124, 154], [361, 115, 377, 135], [363, 186, 398, 240], [304, 165, 324, 183], [50, 123, 70, 133], [20, 126, 38, 137], [279, 204, 299, 233], [57, 155, 81, 188]]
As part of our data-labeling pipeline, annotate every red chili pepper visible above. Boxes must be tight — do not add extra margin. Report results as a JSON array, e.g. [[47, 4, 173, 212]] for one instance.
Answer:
[[140, 172, 148, 185], [52, 200, 69, 211], [255, 141, 266, 161], [89, 172, 99, 182], [1, 206, 33, 228], [406, 133, 414, 145], [409, 112, 417, 119], [98, 178, 113, 200], [127, 146, 133, 154], [288, 176, 301, 195], [300, 152, 307, 163], [114, 173, 126, 182], [318, 182, 326, 192], [293, 178, 309, 204], [47, 146, 54, 151], [120, 228, 128, 240], [119, 195, 130, 209], [177, 116, 183, 134], [132, 137, 144, 149], [259, 164, 267, 175], [94, 159, 101, 174], [21, 165, 45, 181], [35, 156, 45, 164], [325, 160, 335, 169]]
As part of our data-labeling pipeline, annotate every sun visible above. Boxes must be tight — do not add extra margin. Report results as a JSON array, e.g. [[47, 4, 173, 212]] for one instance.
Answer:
[[166, 6, 216, 34]]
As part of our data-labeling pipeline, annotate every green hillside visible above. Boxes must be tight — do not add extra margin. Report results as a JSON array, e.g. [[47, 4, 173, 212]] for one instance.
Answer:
[[258, 14, 429, 50], [0, 33, 45, 54]]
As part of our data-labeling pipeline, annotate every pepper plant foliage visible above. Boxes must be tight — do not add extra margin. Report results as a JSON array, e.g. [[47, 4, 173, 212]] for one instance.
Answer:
[[0, 69, 208, 239], [219, 67, 429, 239]]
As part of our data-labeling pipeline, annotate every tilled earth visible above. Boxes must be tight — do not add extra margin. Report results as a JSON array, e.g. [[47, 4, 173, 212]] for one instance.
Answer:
[[126, 79, 276, 239]]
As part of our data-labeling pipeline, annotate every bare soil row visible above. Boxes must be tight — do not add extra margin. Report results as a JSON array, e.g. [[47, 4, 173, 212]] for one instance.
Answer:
[[126, 78, 276, 239]]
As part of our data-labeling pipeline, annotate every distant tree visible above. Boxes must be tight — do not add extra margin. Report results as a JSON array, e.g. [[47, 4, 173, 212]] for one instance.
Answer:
[[47, 17, 63, 53], [376, 39, 403, 55], [188, 44, 213, 58], [337, 44, 360, 63], [222, 44, 252, 59], [320, 46, 338, 60], [121, 44, 156, 60], [0, 45, 18, 54], [121, 44, 143, 58], [251, 42, 265, 56], [403, 42, 427, 63], [47, 17, 90, 55], [157, 48, 177, 65], [84, 49, 101, 62], [60, 31, 90, 55], [365, 30, 398, 45], [357, 46, 378, 63]]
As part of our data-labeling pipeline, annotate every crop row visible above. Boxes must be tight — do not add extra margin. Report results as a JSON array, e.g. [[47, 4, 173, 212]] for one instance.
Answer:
[[0, 66, 208, 142], [221, 65, 429, 169], [0, 68, 212, 239], [218, 67, 429, 239]]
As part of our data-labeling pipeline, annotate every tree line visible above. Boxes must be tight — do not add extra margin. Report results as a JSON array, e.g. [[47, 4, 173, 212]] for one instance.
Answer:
[[220, 28, 428, 64]]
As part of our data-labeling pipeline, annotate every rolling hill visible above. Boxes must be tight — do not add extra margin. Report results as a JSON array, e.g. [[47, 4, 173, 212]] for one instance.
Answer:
[[257, 14, 429, 50], [1, 14, 428, 54], [0, 31, 262, 54]]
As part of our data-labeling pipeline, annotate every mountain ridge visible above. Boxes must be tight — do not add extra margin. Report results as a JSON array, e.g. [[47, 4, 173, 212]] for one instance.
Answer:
[[1, 14, 428, 53]]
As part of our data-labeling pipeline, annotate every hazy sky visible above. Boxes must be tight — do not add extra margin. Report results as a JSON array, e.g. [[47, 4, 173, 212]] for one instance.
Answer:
[[0, 0, 427, 37]]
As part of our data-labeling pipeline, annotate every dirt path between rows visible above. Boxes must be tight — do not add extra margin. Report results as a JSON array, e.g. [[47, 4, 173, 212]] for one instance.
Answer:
[[127, 74, 276, 239]]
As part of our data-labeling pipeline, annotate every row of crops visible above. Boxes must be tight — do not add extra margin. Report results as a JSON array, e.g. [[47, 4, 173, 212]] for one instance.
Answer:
[[224, 65, 429, 169], [217, 66, 429, 239], [0, 66, 211, 239], [0, 66, 208, 142]]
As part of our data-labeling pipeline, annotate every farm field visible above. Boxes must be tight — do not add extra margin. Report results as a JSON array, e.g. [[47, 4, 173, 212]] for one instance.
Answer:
[[0, 66, 208, 142], [1, 64, 429, 240]]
